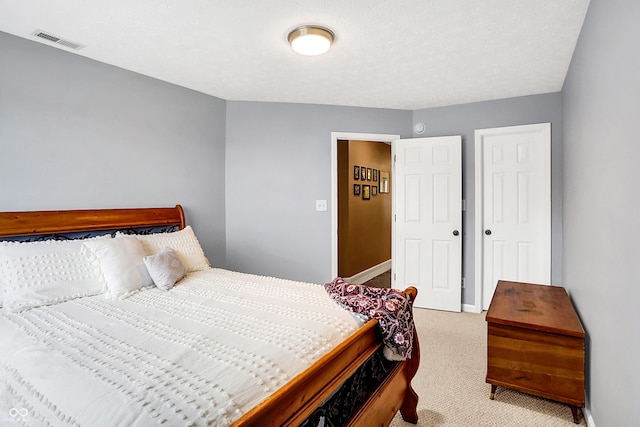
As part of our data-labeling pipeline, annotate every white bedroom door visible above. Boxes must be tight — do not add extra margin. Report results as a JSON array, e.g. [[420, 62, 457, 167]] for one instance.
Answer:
[[475, 123, 551, 310], [393, 136, 462, 311]]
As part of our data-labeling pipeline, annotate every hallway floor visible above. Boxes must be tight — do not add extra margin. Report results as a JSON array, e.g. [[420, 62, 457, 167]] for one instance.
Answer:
[[362, 269, 391, 288]]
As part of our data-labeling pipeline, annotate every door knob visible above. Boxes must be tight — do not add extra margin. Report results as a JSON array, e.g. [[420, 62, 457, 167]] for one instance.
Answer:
[[453, 230, 460, 236], [485, 229, 492, 235]]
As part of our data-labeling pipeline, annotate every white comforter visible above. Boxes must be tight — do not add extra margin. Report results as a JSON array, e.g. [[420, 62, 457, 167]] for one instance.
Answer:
[[0, 268, 364, 426]]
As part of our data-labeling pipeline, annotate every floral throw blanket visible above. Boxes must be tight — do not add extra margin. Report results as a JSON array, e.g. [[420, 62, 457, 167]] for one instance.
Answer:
[[324, 278, 415, 361]]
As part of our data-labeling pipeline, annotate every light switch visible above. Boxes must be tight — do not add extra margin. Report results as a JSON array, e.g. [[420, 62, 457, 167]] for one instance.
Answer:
[[315, 200, 327, 211]]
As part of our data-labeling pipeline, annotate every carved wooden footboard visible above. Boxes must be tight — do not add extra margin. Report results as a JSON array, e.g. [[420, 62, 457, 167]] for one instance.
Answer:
[[0, 205, 419, 426], [236, 286, 420, 427]]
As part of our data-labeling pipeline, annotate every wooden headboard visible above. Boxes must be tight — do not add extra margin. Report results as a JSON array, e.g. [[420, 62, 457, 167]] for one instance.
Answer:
[[0, 205, 185, 238]]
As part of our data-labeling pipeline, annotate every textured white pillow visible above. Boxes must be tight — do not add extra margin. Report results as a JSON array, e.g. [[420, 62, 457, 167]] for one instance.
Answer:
[[83, 236, 153, 299], [143, 247, 186, 291], [130, 226, 210, 272], [0, 236, 109, 314]]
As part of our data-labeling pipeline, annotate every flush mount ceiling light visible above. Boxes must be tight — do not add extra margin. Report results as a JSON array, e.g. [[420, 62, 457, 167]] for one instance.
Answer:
[[288, 25, 334, 56]]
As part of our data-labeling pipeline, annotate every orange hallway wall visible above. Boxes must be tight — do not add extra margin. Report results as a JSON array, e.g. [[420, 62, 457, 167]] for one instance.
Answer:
[[338, 139, 392, 277]]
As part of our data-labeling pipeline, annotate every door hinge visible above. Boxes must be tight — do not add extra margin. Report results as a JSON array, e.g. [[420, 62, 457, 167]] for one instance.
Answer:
[[393, 154, 397, 162], [394, 273, 396, 281], [394, 214, 396, 222], [461, 277, 465, 288]]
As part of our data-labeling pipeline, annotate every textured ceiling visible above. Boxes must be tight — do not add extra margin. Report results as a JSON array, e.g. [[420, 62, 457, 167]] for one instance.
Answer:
[[0, 0, 590, 110]]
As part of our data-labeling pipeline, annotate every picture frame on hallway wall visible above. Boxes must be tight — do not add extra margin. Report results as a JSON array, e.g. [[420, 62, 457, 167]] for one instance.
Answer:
[[362, 185, 371, 200], [373, 169, 378, 182], [354, 165, 360, 180], [372, 186, 377, 196], [367, 168, 372, 181], [360, 166, 366, 180], [354, 184, 361, 196], [380, 171, 390, 193]]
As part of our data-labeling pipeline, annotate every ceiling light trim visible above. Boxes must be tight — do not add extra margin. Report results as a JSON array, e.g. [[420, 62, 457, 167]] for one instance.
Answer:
[[287, 25, 334, 56]]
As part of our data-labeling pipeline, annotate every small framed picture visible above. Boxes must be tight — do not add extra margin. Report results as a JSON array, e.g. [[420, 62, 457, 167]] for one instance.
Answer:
[[367, 168, 372, 181], [372, 186, 378, 196], [373, 169, 378, 182], [362, 185, 371, 200], [360, 166, 366, 179], [354, 184, 361, 196], [354, 165, 360, 180], [380, 171, 390, 193]]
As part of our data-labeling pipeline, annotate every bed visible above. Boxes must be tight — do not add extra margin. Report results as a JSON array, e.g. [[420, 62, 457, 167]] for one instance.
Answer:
[[0, 205, 420, 426]]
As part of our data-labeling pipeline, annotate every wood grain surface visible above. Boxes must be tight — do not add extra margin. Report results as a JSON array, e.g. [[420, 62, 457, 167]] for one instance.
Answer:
[[486, 281, 584, 338]]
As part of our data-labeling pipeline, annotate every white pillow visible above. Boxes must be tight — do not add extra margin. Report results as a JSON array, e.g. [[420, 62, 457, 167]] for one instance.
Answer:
[[125, 226, 210, 273], [0, 236, 109, 314], [144, 247, 186, 291], [83, 236, 153, 299]]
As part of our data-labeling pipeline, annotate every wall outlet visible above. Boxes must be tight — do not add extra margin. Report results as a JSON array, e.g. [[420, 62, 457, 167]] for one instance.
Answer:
[[315, 200, 328, 211]]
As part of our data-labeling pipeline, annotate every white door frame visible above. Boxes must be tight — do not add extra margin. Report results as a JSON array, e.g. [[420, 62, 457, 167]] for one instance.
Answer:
[[331, 132, 400, 280], [474, 123, 551, 311]]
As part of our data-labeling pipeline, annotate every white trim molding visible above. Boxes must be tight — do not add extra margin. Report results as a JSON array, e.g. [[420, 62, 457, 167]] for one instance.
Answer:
[[330, 132, 400, 280], [342, 260, 392, 285], [463, 304, 483, 314], [583, 401, 596, 427]]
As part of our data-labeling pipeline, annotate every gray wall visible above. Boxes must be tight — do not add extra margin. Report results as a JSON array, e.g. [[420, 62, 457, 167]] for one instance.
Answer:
[[225, 101, 411, 284], [0, 32, 227, 266], [412, 93, 563, 307], [562, 0, 640, 425]]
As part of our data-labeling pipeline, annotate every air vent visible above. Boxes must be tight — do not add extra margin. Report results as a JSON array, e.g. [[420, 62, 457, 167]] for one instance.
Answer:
[[32, 30, 84, 50]]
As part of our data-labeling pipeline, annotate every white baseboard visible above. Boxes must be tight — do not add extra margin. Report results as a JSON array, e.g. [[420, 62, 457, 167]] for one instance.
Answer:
[[583, 403, 595, 427], [463, 303, 482, 313], [344, 260, 391, 285]]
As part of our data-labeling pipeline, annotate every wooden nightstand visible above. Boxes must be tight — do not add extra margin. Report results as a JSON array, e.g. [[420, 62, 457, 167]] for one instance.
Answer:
[[485, 280, 585, 424]]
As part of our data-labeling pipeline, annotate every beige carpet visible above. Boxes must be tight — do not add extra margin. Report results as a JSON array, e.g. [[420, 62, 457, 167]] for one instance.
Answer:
[[390, 308, 586, 427]]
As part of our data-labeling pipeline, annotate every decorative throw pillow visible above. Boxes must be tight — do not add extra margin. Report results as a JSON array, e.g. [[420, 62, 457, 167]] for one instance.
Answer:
[[0, 236, 109, 314], [83, 235, 153, 299], [125, 226, 210, 273], [324, 277, 415, 361], [143, 247, 186, 291]]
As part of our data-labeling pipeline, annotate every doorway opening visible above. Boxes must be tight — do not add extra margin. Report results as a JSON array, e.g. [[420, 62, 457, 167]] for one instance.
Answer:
[[337, 138, 392, 283], [331, 132, 399, 282]]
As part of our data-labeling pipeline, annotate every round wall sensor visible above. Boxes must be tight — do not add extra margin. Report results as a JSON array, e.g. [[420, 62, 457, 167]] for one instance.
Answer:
[[414, 122, 426, 134]]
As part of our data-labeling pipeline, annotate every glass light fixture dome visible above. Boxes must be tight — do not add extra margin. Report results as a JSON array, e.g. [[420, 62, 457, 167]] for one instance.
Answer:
[[288, 25, 334, 56]]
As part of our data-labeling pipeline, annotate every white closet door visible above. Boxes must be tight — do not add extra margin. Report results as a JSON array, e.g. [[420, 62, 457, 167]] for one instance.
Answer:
[[476, 123, 551, 310]]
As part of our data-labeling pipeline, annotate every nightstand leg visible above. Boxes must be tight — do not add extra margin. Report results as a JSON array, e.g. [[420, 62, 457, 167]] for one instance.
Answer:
[[570, 405, 580, 424], [489, 384, 497, 400]]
